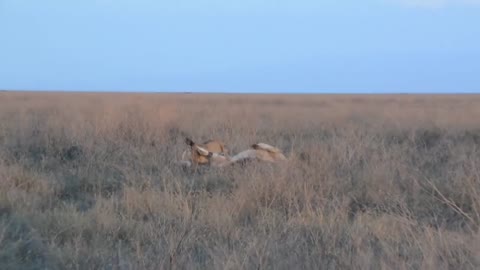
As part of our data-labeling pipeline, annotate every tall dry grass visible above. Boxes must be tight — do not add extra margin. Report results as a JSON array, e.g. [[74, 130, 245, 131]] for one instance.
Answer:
[[1, 91, 480, 269]]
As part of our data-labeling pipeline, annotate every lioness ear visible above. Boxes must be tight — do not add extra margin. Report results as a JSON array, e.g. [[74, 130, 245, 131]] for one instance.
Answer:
[[185, 138, 195, 147]]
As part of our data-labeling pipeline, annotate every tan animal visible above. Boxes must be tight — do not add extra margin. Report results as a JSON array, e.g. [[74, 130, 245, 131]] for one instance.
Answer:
[[250, 143, 287, 162], [188, 142, 287, 168], [180, 137, 229, 169]]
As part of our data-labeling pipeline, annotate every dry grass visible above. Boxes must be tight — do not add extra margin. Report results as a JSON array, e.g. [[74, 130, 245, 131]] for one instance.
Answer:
[[1, 91, 480, 269]]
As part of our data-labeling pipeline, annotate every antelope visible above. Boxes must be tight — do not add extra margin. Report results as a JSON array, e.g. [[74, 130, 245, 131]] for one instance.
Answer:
[[187, 141, 287, 168]]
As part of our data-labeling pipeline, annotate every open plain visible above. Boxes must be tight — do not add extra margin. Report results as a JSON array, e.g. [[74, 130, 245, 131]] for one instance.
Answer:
[[1, 92, 480, 269]]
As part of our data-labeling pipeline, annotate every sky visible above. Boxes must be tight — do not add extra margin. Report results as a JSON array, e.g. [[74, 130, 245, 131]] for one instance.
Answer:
[[0, 0, 479, 93]]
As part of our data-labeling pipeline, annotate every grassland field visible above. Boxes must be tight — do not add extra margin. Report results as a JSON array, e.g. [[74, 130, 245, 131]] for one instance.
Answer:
[[1, 92, 480, 269]]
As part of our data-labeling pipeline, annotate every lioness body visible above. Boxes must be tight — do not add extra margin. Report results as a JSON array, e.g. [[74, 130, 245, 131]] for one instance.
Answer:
[[187, 141, 287, 168]]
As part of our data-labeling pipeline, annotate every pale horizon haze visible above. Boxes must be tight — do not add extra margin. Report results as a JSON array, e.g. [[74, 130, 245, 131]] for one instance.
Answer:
[[1, 0, 479, 93]]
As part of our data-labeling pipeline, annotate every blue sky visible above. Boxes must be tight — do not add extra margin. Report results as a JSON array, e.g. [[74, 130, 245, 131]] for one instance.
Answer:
[[0, 0, 479, 93]]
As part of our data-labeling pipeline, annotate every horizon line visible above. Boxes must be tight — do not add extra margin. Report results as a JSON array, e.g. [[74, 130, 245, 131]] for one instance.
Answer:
[[1, 89, 480, 95]]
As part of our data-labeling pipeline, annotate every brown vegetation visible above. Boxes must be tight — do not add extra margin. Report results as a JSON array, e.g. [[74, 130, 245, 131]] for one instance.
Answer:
[[1, 91, 480, 269]]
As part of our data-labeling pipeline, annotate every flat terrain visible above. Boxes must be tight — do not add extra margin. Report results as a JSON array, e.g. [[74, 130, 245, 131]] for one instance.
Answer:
[[1, 92, 480, 269]]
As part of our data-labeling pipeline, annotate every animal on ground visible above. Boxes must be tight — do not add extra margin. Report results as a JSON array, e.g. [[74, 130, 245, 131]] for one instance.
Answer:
[[178, 137, 229, 169], [185, 141, 287, 168]]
